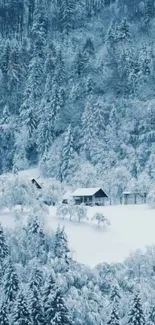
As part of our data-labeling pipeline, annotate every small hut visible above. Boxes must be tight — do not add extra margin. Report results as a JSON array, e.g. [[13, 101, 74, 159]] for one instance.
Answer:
[[71, 188, 108, 206], [122, 191, 147, 205], [31, 178, 42, 189]]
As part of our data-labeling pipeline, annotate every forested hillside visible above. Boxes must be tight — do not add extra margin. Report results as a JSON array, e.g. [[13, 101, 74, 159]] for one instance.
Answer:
[[1, 0, 155, 195]]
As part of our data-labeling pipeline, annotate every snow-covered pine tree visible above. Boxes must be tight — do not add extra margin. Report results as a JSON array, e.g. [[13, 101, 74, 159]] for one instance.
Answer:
[[81, 102, 95, 161], [60, 125, 75, 181], [147, 305, 155, 325], [30, 285, 44, 325], [110, 286, 121, 304], [0, 224, 9, 263], [107, 306, 120, 325], [107, 286, 121, 325], [25, 217, 49, 263], [29, 267, 43, 293], [128, 293, 145, 325], [0, 302, 10, 325], [60, 0, 75, 35], [13, 291, 31, 325], [37, 75, 56, 157], [43, 273, 56, 322], [54, 226, 70, 259], [3, 259, 20, 306], [45, 289, 72, 325]]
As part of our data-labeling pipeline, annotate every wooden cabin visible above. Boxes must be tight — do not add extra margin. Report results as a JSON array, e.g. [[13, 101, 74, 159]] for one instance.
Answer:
[[122, 191, 147, 205], [71, 188, 108, 206]]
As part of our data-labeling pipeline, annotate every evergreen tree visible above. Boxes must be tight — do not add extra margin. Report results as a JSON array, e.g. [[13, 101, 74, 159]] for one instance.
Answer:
[[29, 267, 43, 293], [13, 291, 31, 325], [81, 102, 95, 161], [147, 306, 155, 325], [45, 290, 71, 325], [0, 224, 9, 263], [60, 125, 75, 181], [30, 285, 44, 325], [107, 285, 121, 325], [128, 293, 145, 325], [144, 0, 155, 23], [3, 260, 20, 305], [107, 306, 120, 325], [54, 226, 70, 259], [37, 75, 56, 156], [0, 302, 10, 325], [43, 273, 56, 320]]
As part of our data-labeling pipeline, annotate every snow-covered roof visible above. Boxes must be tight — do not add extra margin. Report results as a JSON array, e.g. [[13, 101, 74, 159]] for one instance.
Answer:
[[123, 191, 132, 195], [72, 188, 102, 197]]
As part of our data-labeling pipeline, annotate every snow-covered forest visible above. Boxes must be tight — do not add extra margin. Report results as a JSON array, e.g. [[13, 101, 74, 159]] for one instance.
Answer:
[[0, 216, 155, 325], [1, 0, 155, 198]]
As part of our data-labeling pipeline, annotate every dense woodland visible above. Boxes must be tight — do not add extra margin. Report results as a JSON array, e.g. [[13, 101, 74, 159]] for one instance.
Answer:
[[0, 215, 154, 325], [1, 0, 155, 197]]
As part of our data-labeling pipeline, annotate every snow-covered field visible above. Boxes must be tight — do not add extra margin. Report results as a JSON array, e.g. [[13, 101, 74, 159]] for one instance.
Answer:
[[0, 204, 155, 267]]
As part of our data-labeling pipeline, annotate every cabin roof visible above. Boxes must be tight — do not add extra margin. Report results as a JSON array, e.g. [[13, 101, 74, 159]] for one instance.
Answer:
[[72, 187, 103, 197]]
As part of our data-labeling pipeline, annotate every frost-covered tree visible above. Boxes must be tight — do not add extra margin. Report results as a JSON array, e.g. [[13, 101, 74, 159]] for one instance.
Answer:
[[147, 306, 155, 325], [30, 285, 44, 325], [81, 102, 95, 161], [128, 293, 145, 325], [93, 213, 111, 228], [13, 291, 31, 325], [3, 259, 20, 305], [0, 224, 9, 263], [108, 286, 121, 325], [29, 267, 43, 293], [76, 203, 87, 222], [45, 290, 72, 325], [54, 226, 70, 259], [0, 302, 9, 325], [60, 125, 76, 181], [43, 273, 56, 322]]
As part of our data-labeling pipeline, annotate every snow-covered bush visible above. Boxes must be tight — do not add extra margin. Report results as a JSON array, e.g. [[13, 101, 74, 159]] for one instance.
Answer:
[[56, 204, 69, 220], [75, 204, 87, 222], [92, 213, 111, 228]]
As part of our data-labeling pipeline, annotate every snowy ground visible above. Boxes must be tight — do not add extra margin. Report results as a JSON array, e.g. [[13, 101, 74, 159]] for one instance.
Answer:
[[41, 204, 155, 267], [0, 204, 155, 267]]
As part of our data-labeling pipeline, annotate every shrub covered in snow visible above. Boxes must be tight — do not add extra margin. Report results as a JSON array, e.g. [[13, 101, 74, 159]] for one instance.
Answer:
[[75, 204, 88, 222], [56, 204, 69, 220], [92, 212, 111, 228]]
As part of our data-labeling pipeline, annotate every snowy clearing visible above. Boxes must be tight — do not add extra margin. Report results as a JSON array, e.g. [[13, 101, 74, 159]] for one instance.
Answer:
[[45, 204, 155, 267], [0, 204, 155, 267]]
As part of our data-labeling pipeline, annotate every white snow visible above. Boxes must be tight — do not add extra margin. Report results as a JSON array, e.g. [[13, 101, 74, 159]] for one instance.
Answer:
[[45, 204, 155, 267], [0, 204, 155, 268], [72, 188, 102, 196]]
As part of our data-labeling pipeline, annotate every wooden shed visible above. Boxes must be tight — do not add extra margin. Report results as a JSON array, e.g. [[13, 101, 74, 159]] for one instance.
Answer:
[[122, 191, 147, 205], [31, 178, 42, 189], [71, 187, 108, 206]]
